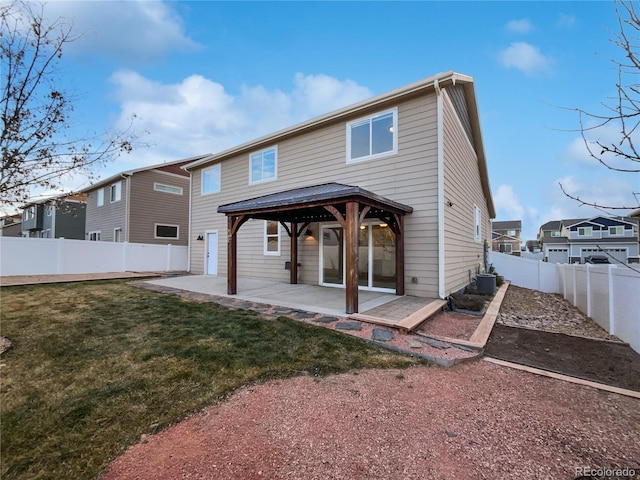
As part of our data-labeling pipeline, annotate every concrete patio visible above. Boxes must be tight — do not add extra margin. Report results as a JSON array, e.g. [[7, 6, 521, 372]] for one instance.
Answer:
[[144, 274, 404, 317]]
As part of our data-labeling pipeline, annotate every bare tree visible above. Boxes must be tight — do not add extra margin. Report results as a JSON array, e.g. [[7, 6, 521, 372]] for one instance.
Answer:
[[559, 0, 640, 211], [1, 1, 139, 207]]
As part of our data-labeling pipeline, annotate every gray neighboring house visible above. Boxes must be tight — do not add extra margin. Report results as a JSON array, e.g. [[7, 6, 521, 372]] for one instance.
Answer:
[[538, 216, 639, 264], [491, 220, 522, 256], [20, 194, 87, 239], [82, 155, 212, 245]]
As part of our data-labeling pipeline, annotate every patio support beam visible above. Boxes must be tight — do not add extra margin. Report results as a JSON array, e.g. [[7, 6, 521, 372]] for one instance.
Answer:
[[227, 214, 248, 295], [345, 201, 359, 314], [290, 221, 298, 284], [394, 213, 405, 295]]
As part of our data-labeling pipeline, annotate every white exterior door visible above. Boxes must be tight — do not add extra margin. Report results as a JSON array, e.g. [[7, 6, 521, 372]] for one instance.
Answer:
[[206, 232, 217, 275]]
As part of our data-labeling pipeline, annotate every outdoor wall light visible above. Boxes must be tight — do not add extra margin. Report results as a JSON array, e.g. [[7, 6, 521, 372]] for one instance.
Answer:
[[196, 234, 204, 241], [305, 229, 313, 237]]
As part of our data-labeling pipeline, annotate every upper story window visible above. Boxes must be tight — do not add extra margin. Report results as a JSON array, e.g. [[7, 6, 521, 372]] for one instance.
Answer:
[[24, 206, 35, 220], [474, 205, 482, 242], [577, 227, 592, 237], [97, 188, 104, 207], [154, 183, 183, 195], [551, 231, 560, 237], [110, 181, 122, 202], [347, 108, 397, 163], [45, 205, 53, 216], [507, 229, 516, 236], [609, 226, 624, 236], [264, 220, 280, 255], [202, 165, 221, 194], [250, 147, 277, 184]]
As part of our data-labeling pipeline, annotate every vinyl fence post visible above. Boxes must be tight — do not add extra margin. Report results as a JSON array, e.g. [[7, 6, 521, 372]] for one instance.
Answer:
[[572, 264, 577, 307], [57, 237, 64, 274], [123, 242, 129, 272], [586, 264, 591, 318], [608, 265, 615, 335], [166, 244, 172, 271]]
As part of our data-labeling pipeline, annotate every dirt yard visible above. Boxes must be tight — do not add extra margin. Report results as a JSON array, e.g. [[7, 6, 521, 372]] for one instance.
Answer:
[[99, 284, 640, 480], [486, 285, 640, 391]]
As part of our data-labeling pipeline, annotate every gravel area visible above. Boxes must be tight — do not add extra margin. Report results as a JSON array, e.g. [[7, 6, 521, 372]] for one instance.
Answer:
[[100, 361, 640, 480], [497, 285, 622, 341]]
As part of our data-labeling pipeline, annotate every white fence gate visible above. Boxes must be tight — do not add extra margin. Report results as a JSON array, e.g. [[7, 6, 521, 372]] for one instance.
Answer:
[[0, 237, 188, 276], [489, 251, 640, 353]]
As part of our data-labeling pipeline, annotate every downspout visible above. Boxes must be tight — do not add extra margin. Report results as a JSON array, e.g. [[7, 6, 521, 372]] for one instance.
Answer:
[[435, 79, 445, 299], [187, 172, 192, 272]]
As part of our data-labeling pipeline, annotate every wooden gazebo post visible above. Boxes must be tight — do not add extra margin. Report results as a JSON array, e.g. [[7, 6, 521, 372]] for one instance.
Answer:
[[345, 201, 359, 314], [227, 214, 247, 295]]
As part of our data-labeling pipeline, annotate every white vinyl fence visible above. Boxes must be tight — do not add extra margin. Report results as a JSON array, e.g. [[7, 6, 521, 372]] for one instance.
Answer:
[[490, 251, 640, 353], [0, 237, 187, 276]]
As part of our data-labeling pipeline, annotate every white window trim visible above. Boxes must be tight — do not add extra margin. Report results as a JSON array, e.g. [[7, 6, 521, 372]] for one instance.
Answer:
[[346, 108, 398, 164], [110, 181, 122, 203], [97, 188, 104, 207], [249, 146, 278, 185], [89, 230, 101, 241], [263, 220, 281, 256], [499, 243, 512, 253], [577, 226, 593, 237], [474, 205, 482, 242], [201, 165, 221, 195], [113, 227, 122, 242], [154, 182, 183, 195], [609, 226, 624, 236], [154, 223, 179, 240]]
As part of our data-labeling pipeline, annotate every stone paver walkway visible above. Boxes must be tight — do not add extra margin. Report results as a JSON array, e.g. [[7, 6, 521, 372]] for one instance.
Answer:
[[133, 281, 481, 367]]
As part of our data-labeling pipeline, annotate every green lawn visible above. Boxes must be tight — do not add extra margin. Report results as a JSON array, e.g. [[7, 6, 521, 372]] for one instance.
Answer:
[[0, 280, 423, 480]]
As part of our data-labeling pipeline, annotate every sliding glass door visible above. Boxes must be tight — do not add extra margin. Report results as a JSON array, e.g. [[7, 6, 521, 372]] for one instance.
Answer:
[[321, 224, 395, 291]]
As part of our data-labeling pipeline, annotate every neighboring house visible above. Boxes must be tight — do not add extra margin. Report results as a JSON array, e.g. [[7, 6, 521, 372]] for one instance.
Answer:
[[538, 216, 639, 264], [0, 214, 22, 237], [491, 220, 521, 256], [183, 71, 496, 313], [20, 194, 86, 239], [82, 155, 211, 245]]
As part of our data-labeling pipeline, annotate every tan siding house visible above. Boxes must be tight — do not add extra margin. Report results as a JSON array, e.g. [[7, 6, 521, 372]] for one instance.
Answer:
[[186, 72, 495, 307], [83, 156, 210, 245]]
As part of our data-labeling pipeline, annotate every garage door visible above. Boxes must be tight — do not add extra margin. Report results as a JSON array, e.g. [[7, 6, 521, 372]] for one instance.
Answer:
[[547, 248, 568, 264], [581, 248, 628, 264]]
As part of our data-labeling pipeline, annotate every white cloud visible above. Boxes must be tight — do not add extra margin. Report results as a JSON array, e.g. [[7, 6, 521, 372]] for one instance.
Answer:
[[494, 185, 525, 220], [505, 19, 533, 34], [45, 1, 200, 64], [557, 14, 576, 28], [498, 42, 553, 76], [109, 72, 372, 166]]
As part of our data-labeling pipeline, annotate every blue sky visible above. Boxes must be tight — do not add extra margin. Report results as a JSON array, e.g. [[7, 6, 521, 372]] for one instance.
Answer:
[[11, 0, 640, 240]]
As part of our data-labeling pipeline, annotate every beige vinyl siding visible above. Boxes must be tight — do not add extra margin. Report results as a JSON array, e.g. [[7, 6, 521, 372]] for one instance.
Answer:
[[128, 170, 190, 245], [85, 179, 128, 241], [190, 94, 441, 297], [442, 89, 491, 294]]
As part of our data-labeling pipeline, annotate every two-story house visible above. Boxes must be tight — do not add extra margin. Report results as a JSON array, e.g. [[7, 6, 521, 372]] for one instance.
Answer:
[[0, 213, 22, 237], [20, 194, 87, 239], [82, 155, 211, 245], [183, 71, 496, 314], [539, 216, 639, 264], [491, 220, 521, 256]]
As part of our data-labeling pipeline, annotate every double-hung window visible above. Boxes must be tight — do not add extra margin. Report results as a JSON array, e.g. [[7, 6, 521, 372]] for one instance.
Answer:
[[474, 205, 482, 242], [264, 220, 280, 255], [347, 108, 397, 163], [110, 181, 122, 202], [250, 147, 277, 184], [202, 165, 221, 194]]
